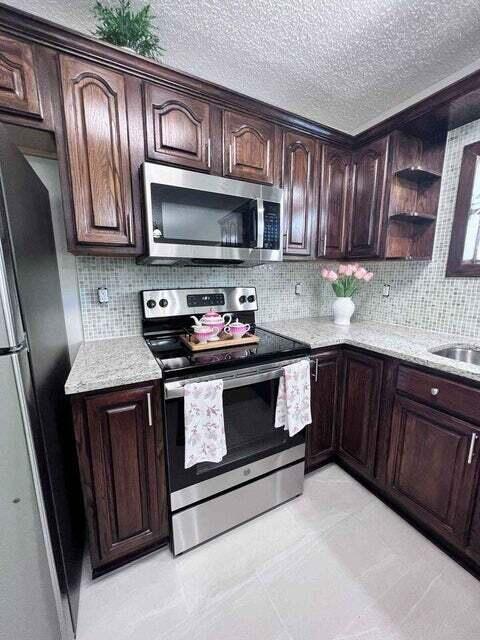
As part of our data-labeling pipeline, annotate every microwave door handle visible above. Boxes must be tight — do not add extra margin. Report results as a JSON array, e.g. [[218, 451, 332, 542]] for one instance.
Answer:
[[256, 199, 265, 249], [164, 367, 284, 400]]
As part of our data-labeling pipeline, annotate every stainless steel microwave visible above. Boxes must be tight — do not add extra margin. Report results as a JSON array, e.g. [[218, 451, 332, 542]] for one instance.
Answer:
[[139, 163, 283, 266]]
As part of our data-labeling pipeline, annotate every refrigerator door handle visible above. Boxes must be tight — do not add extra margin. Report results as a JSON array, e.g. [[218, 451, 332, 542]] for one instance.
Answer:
[[0, 338, 28, 356], [0, 214, 26, 349], [0, 338, 27, 356]]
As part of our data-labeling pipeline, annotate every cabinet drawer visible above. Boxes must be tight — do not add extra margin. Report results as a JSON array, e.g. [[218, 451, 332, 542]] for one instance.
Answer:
[[397, 365, 480, 425]]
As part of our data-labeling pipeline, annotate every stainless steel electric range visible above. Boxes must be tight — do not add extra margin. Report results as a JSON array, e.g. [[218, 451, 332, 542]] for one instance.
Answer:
[[142, 287, 310, 555]]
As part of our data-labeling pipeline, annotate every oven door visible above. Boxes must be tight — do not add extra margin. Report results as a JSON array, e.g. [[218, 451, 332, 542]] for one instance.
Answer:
[[142, 163, 283, 263], [163, 360, 307, 509]]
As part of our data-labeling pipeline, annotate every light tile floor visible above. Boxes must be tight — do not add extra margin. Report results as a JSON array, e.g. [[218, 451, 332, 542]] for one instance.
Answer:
[[77, 464, 480, 640]]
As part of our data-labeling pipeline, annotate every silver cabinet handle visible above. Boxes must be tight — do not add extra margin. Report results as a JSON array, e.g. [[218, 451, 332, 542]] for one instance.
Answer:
[[206, 138, 211, 169], [311, 358, 319, 383], [467, 433, 478, 465], [430, 387, 439, 396], [228, 143, 233, 174], [127, 214, 134, 244], [147, 392, 153, 427]]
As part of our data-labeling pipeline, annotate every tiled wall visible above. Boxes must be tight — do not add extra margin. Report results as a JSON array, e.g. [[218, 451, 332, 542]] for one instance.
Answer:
[[77, 259, 325, 340], [77, 119, 480, 341], [346, 119, 480, 339]]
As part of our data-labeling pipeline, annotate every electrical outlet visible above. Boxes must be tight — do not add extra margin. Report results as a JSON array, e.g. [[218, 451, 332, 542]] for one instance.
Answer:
[[97, 287, 109, 304], [295, 282, 302, 295], [382, 284, 391, 298]]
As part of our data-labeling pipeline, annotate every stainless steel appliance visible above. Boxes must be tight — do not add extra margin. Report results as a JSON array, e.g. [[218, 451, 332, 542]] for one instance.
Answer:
[[140, 164, 283, 265], [143, 287, 310, 555], [0, 126, 83, 639]]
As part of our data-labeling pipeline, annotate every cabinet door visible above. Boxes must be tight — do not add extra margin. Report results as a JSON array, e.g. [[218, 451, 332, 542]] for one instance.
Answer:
[[0, 34, 41, 118], [318, 145, 351, 259], [144, 84, 211, 171], [347, 137, 389, 259], [307, 351, 339, 471], [387, 396, 479, 546], [80, 383, 168, 570], [338, 350, 383, 477], [282, 131, 319, 257], [223, 110, 275, 184], [467, 488, 480, 563], [60, 56, 135, 248]]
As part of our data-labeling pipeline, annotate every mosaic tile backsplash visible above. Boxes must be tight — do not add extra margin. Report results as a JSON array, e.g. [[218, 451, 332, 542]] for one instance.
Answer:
[[77, 118, 480, 341]]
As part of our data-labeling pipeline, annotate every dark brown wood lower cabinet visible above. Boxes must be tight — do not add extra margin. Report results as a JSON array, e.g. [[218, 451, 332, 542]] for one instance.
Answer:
[[387, 395, 480, 548], [306, 351, 339, 471], [467, 489, 480, 563], [72, 382, 168, 574], [337, 350, 383, 478]]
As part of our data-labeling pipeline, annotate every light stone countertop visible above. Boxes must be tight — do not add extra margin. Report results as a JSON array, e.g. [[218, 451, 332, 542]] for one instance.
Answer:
[[65, 319, 480, 395], [259, 317, 480, 384], [64, 336, 162, 395]]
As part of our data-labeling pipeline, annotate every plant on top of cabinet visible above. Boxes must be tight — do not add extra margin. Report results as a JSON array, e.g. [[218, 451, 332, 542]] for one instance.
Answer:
[[92, 0, 165, 59], [321, 264, 374, 325]]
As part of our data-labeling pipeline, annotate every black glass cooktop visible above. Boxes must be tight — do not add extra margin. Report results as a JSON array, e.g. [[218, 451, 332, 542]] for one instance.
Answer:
[[146, 327, 310, 379]]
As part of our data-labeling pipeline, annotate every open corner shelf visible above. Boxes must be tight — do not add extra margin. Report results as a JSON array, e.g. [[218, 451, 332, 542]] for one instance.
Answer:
[[394, 166, 442, 182], [389, 212, 437, 224]]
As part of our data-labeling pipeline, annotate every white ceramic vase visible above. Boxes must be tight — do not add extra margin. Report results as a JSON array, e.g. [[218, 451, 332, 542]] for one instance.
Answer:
[[333, 296, 355, 326]]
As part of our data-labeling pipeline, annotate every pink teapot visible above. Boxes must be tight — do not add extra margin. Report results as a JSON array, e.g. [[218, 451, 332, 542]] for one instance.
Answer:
[[190, 309, 232, 334]]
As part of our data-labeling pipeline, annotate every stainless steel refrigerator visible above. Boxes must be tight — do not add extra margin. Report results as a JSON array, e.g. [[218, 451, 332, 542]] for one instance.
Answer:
[[0, 125, 83, 639]]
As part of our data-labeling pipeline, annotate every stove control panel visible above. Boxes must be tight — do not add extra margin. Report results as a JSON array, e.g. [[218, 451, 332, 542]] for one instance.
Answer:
[[142, 287, 258, 319], [187, 293, 225, 308]]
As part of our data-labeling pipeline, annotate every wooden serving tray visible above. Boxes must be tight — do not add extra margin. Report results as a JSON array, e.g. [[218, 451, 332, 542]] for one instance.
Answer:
[[180, 332, 260, 352]]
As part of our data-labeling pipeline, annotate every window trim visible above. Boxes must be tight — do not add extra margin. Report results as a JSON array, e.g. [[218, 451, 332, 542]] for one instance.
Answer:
[[446, 141, 480, 277]]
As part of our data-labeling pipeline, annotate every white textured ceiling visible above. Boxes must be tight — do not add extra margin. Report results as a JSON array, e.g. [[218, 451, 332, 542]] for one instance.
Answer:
[[6, 0, 480, 134]]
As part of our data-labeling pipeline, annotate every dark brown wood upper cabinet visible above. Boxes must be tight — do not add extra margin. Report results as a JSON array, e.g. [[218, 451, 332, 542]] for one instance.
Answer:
[[387, 395, 480, 547], [282, 131, 319, 257], [347, 137, 389, 259], [307, 351, 339, 471], [338, 350, 383, 478], [223, 110, 275, 184], [144, 84, 212, 171], [447, 141, 480, 277], [72, 382, 168, 573], [0, 34, 42, 119], [317, 144, 351, 259], [60, 56, 136, 249]]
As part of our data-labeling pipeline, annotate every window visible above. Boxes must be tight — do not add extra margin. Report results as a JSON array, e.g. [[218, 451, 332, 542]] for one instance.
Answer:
[[447, 142, 480, 276]]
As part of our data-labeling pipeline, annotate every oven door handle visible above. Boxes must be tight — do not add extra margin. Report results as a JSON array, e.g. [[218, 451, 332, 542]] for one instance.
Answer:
[[164, 367, 284, 399]]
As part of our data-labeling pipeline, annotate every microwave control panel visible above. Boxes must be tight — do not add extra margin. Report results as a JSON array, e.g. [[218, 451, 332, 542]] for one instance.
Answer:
[[262, 202, 281, 250]]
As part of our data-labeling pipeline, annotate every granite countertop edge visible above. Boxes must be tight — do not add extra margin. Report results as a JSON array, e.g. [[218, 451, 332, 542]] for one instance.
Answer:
[[64, 336, 162, 396], [259, 318, 480, 384], [65, 319, 480, 396]]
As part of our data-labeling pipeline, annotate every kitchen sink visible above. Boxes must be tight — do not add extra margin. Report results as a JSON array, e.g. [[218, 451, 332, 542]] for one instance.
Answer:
[[430, 345, 480, 365]]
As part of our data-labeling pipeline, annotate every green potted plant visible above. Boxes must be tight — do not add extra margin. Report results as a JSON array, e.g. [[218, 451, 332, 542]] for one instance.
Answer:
[[92, 0, 165, 60]]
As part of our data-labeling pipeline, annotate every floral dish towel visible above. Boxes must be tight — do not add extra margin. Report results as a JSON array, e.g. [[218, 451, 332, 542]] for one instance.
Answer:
[[274, 359, 312, 437], [184, 380, 227, 469]]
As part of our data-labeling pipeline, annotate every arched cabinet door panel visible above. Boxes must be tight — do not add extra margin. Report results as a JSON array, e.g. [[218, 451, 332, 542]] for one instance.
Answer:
[[223, 110, 275, 184], [318, 145, 351, 259], [0, 34, 41, 118], [60, 56, 135, 248], [347, 137, 389, 259], [144, 84, 211, 171], [282, 130, 319, 257]]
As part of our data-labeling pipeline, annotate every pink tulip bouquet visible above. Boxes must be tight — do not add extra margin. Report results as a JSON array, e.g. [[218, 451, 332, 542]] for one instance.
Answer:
[[321, 264, 374, 297]]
